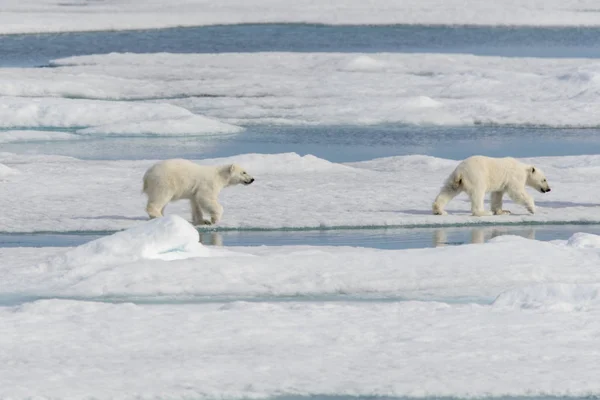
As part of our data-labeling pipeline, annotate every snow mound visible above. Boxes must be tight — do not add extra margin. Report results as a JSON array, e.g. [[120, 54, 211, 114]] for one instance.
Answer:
[[0, 97, 239, 135], [565, 232, 600, 249], [487, 234, 534, 244], [557, 64, 600, 84], [493, 283, 600, 311], [0, 97, 190, 128], [341, 55, 388, 72], [0, 163, 18, 177], [77, 115, 243, 136], [50, 215, 208, 268], [348, 154, 457, 172], [405, 96, 443, 108], [199, 152, 354, 174]]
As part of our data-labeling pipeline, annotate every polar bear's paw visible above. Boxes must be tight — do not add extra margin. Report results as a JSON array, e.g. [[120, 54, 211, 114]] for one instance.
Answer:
[[192, 220, 213, 226], [493, 209, 512, 215], [472, 210, 493, 217], [432, 202, 448, 216]]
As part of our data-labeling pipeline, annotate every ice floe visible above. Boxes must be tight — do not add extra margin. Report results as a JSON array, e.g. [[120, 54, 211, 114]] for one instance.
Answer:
[[16, 52, 600, 128], [0, 152, 599, 232]]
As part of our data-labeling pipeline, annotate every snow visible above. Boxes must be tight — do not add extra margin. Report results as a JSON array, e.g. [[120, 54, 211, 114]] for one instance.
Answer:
[[2, 298, 600, 399], [564, 231, 600, 248], [2, 199, 600, 397], [2, 228, 599, 302], [2, 219, 600, 397], [1, 152, 599, 233], [77, 115, 242, 136], [2, 0, 600, 34], [52, 215, 211, 267], [0, 97, 242, 136], [493, 283, 600, 311], [4, 52, 600, 129], [11, 52, 600, 128]]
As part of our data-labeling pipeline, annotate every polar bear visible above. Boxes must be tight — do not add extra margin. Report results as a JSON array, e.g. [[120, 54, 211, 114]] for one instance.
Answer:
[[432, 155, 551, 216], [142, 159, 254, 225]]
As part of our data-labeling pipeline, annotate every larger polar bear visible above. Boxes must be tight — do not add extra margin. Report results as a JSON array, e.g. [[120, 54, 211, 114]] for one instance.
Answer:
[[432, 155, 551, 216], [143, 159, 254, 225]]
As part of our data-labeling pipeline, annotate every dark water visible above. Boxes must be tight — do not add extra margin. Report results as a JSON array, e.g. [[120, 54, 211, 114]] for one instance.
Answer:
[[2, 224, 599, 250], [4, 125, 600, 162], [0, 232, 104, 248], [2, 24, 600, 67]]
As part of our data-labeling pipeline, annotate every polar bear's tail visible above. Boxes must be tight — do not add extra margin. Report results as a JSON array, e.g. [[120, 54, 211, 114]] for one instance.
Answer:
[[449, 172, 463, 190], [142, 174, 148, 194]]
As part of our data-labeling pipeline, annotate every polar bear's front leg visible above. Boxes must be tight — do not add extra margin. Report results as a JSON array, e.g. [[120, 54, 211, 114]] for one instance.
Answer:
[[467, 189, 492, 217], [507, 189, 536, 214], [190, 199, 205, 226], [196, 196, 224, 225], [146, 199, 168, 219], [491, 191, 511, 215], [210, 203, 224, 225]]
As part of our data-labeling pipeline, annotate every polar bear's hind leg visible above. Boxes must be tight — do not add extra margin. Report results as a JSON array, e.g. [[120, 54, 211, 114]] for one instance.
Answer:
[[466, 188, 492, 217], [432, 174, 463, 216], [491, 191, 511, 215]]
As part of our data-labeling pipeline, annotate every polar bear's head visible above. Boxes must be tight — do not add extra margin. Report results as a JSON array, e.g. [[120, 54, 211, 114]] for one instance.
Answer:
[[526, 166, 551, 193], [226, 164, 255, 186]]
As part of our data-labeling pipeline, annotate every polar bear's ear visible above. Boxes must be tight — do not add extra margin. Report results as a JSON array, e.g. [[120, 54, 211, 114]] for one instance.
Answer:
[[229, 164, 236, 174], [530, 166, 536, 174]]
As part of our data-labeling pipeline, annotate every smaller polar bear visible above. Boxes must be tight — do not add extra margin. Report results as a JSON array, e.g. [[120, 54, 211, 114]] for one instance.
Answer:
[[432, 155, 551, 216], [142, 159, 254, 225]]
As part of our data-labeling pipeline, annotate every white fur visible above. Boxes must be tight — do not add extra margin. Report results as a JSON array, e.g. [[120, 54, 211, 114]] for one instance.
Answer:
[[142, 159, 254, 225], [432, 156, 551, 217]]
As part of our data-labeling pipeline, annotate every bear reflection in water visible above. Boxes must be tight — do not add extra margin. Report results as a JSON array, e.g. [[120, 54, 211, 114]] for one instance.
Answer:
[[433, 227, 537, 247]]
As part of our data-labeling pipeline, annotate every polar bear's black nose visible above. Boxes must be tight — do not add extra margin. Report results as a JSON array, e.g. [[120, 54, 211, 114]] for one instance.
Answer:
[[249, 178, 255, 183], [546, 188, 551, 192]]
